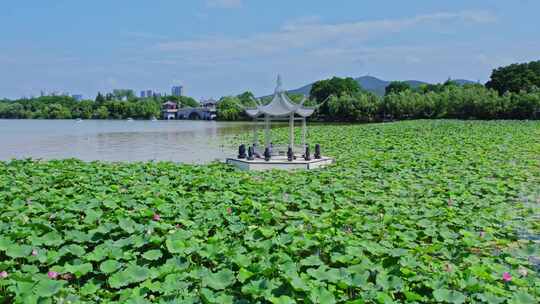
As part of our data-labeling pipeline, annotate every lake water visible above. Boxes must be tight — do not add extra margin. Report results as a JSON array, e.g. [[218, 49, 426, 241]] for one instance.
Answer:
[[0, 119, 255, 163]]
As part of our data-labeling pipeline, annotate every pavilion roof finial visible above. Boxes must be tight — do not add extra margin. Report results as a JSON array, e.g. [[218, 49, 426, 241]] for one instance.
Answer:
[[244, 75, 316, 118], [275, 74, 283, 93]]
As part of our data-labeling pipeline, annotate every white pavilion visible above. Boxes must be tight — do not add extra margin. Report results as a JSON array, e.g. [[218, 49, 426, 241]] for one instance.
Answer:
[[245, 75, 316, 155], [226, 76, 333, 171]]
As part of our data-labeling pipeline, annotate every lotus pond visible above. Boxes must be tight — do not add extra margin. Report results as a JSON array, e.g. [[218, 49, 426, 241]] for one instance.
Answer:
[[0, 120, 539, 303]]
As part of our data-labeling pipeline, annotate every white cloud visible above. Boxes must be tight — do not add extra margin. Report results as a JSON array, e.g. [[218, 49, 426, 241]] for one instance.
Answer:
[[140, 10, 504, 96], [206, 0, 242, 9], [156, 10, 497, 62]]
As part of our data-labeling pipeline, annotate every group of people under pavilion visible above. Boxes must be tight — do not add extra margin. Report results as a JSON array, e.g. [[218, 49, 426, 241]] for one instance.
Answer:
[[236, 76, 324, 162]]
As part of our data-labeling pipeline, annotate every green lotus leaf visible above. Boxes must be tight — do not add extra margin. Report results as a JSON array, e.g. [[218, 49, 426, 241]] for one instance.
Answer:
[[476, 293, 505, 304], [34, 279, 65, 298], [288, 273, 310, 292], [21, 264, 40, 274], [307, 266, 341, 283], [202, 269, 235, 290], [309, 286, 336, 304], [62, 244, 86, 257], [64, 262, 93, 277], [142, 249, 162, 261], [41, 231, 64, 247], [300, 255, 323, 267], [404, 291, 424, 302], [0, 237, 13, 251], [86, 245, 110, 262], [270, 295, 296, 304], [241, 278, 277, 298], [232, 253, 251, 268], [509, 291, 536, 304], [100, 260, 121, 274], [118, 218, 138, 234], [109, 265, 150, 289], [80, 282, 100, 296], [6, 244, 32, 258], [125, 296, 152, 304], [200, 288, 234, 304], [237, 268, 254, 283], [433, 289, 466, 304]]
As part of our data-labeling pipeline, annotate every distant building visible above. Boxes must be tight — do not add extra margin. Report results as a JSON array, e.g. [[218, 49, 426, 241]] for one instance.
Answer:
[[161, 100, 217, 120], [72, 94, 83, 101], [172, 85, 183, 97], [200, 98, 218, 112], [161, 101, 178, 120], [146, 90, 153, 98], [140, 91, 146, 98]]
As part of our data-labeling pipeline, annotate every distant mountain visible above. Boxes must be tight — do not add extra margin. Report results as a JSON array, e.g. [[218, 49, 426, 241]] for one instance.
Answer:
[[453, 79, 477, 86], [279, 76, 475, 97], [286, 84, 313, 96]]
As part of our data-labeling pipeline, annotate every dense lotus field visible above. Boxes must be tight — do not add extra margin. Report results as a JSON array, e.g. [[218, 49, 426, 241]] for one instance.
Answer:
[[1, 120, 539, 304]]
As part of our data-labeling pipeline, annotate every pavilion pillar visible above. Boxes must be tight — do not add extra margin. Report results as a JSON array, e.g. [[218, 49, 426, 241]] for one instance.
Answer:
[[289, 114, 294, 150], [252, 118, 258, 147], [302, 117, 307, 150], [264, 115, 270, 148]]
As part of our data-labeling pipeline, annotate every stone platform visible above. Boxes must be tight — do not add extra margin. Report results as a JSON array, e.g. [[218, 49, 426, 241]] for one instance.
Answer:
[[226, 155, 334, 171]]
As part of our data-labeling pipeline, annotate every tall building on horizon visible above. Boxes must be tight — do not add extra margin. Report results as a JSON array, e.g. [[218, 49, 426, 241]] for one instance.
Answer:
[[172, 85, 183, 97], [140, 90, 154, 98]]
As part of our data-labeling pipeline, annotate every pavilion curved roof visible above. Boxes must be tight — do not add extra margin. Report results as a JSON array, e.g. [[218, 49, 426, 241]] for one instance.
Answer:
[[245, 76, 316, 118]]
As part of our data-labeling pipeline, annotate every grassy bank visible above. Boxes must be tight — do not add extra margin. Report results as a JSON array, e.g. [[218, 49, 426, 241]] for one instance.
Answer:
[[1, 120, 539, 303]]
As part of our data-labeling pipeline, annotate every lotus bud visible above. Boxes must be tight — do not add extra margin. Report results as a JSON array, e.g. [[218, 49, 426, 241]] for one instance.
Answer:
[[48, 271, 59, 279]]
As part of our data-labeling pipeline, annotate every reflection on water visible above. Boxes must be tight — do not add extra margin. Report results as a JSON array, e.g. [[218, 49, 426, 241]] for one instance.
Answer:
[[0, 119, 255, 163]]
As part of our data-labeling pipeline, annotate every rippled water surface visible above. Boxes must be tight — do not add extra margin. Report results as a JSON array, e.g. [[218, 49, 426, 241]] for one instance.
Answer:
[[0, 119, 255, 163]]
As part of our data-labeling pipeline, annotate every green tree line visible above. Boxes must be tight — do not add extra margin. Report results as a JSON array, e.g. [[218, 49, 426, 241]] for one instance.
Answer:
[[2, 60, 539, 121], [0, 93, 199, 120], [325, 84, 540, 122], [216, 60, 540, 122], [215, 81, 540, 122]]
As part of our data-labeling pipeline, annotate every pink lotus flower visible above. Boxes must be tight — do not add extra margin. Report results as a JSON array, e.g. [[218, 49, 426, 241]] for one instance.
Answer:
[[0, 271, 8, 278], [48, 271, 59, 279], [153, 213, 161, 221], [502, 272, 512, 282], [32, 249, 38, 256], [479, 231, 486, 238], [226, 207, 232, 214]]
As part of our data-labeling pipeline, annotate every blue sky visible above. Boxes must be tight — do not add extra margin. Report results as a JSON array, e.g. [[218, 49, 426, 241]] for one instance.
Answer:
[[1, 0, 538, 99]]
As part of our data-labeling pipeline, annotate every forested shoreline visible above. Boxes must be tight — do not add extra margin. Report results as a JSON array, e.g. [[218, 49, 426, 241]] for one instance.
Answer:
[[1, 60, 539, 121], [217, 60, 540, 121], [0, 93, 200, 120]]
